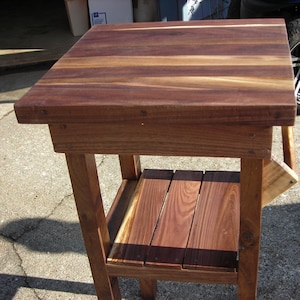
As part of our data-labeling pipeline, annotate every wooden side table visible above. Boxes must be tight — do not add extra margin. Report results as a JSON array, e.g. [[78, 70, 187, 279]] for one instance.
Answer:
[[15, 19, 298, 299]]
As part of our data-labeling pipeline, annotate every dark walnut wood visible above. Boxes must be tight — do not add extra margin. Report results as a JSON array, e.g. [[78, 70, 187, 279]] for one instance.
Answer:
[[15, 19, 296, 126]]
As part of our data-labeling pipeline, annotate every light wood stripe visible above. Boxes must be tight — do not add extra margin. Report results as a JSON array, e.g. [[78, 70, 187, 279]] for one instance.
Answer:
[[38, 76, 293, 91], [55, 55, 290, 68], [116, 23, 284, 31]]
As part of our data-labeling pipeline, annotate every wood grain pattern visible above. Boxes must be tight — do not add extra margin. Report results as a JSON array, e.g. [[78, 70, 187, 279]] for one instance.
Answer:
[[106, 180, 139, 243], [184, 171, 240, 271], [146, 170, 203, 268], [238, 158, 263, 299], [15, 19, 296, 126], [49, 123, 273, 159], [108, 169, 173, 266], [65, 154, 120, 299], [139, 279, 157, 300], [262, 155, 298, 207], [107, 263, 237, 285], [118, 155, 141, 179], [281, 126, 297, 171], [108, 169, 240, 273]]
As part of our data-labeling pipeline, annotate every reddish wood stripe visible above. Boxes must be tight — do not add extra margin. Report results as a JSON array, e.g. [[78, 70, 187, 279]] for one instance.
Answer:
[[15, 19, 295, 126], [184, 171, 240, 271], [146, 170, 203, 268]]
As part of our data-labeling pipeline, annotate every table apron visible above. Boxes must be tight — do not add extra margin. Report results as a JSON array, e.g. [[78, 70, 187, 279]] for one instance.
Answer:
[[49, 123, 272, 158]]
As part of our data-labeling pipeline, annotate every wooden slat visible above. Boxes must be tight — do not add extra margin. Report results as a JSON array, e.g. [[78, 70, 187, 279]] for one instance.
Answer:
[[262, 155, 298, 207], [108, 169, 173, 266], [106, 180, 139, 243], [146, 170, 203, 268], [184, 171, 240, 271]]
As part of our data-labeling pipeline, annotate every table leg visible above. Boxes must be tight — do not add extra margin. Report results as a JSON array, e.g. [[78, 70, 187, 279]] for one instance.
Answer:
[[238, 158, 263, 299], [139, 279, 157, 300], [119, 154, 141, 179], [66, 153, 121, 300], [281, 126, 297, 172]]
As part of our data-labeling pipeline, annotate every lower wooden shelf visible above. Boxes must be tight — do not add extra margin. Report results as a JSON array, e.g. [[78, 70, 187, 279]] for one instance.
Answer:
[[106, 169, 240, 283]]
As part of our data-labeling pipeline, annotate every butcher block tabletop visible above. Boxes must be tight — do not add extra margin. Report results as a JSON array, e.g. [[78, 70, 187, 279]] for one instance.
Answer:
[[15, 19, 296, 126]]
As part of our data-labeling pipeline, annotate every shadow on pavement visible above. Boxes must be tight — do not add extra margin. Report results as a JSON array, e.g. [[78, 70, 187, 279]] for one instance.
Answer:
[[0, 273, 96, 299], [1, 218, 86, 254], [0, 202, 299, 298]]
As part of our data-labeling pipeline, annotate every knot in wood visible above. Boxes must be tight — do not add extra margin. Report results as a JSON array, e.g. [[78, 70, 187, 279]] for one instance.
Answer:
[[240, 231, 256, 248]]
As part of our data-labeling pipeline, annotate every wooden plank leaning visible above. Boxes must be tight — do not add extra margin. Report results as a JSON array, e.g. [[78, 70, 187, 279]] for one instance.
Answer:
[[262, 126, 298, 207]]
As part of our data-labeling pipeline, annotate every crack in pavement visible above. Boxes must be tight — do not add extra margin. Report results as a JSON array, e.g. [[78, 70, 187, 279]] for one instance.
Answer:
[[12, 241, 42, 300], [0, 191, 74, 299], [0, 108, 15, 122]]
